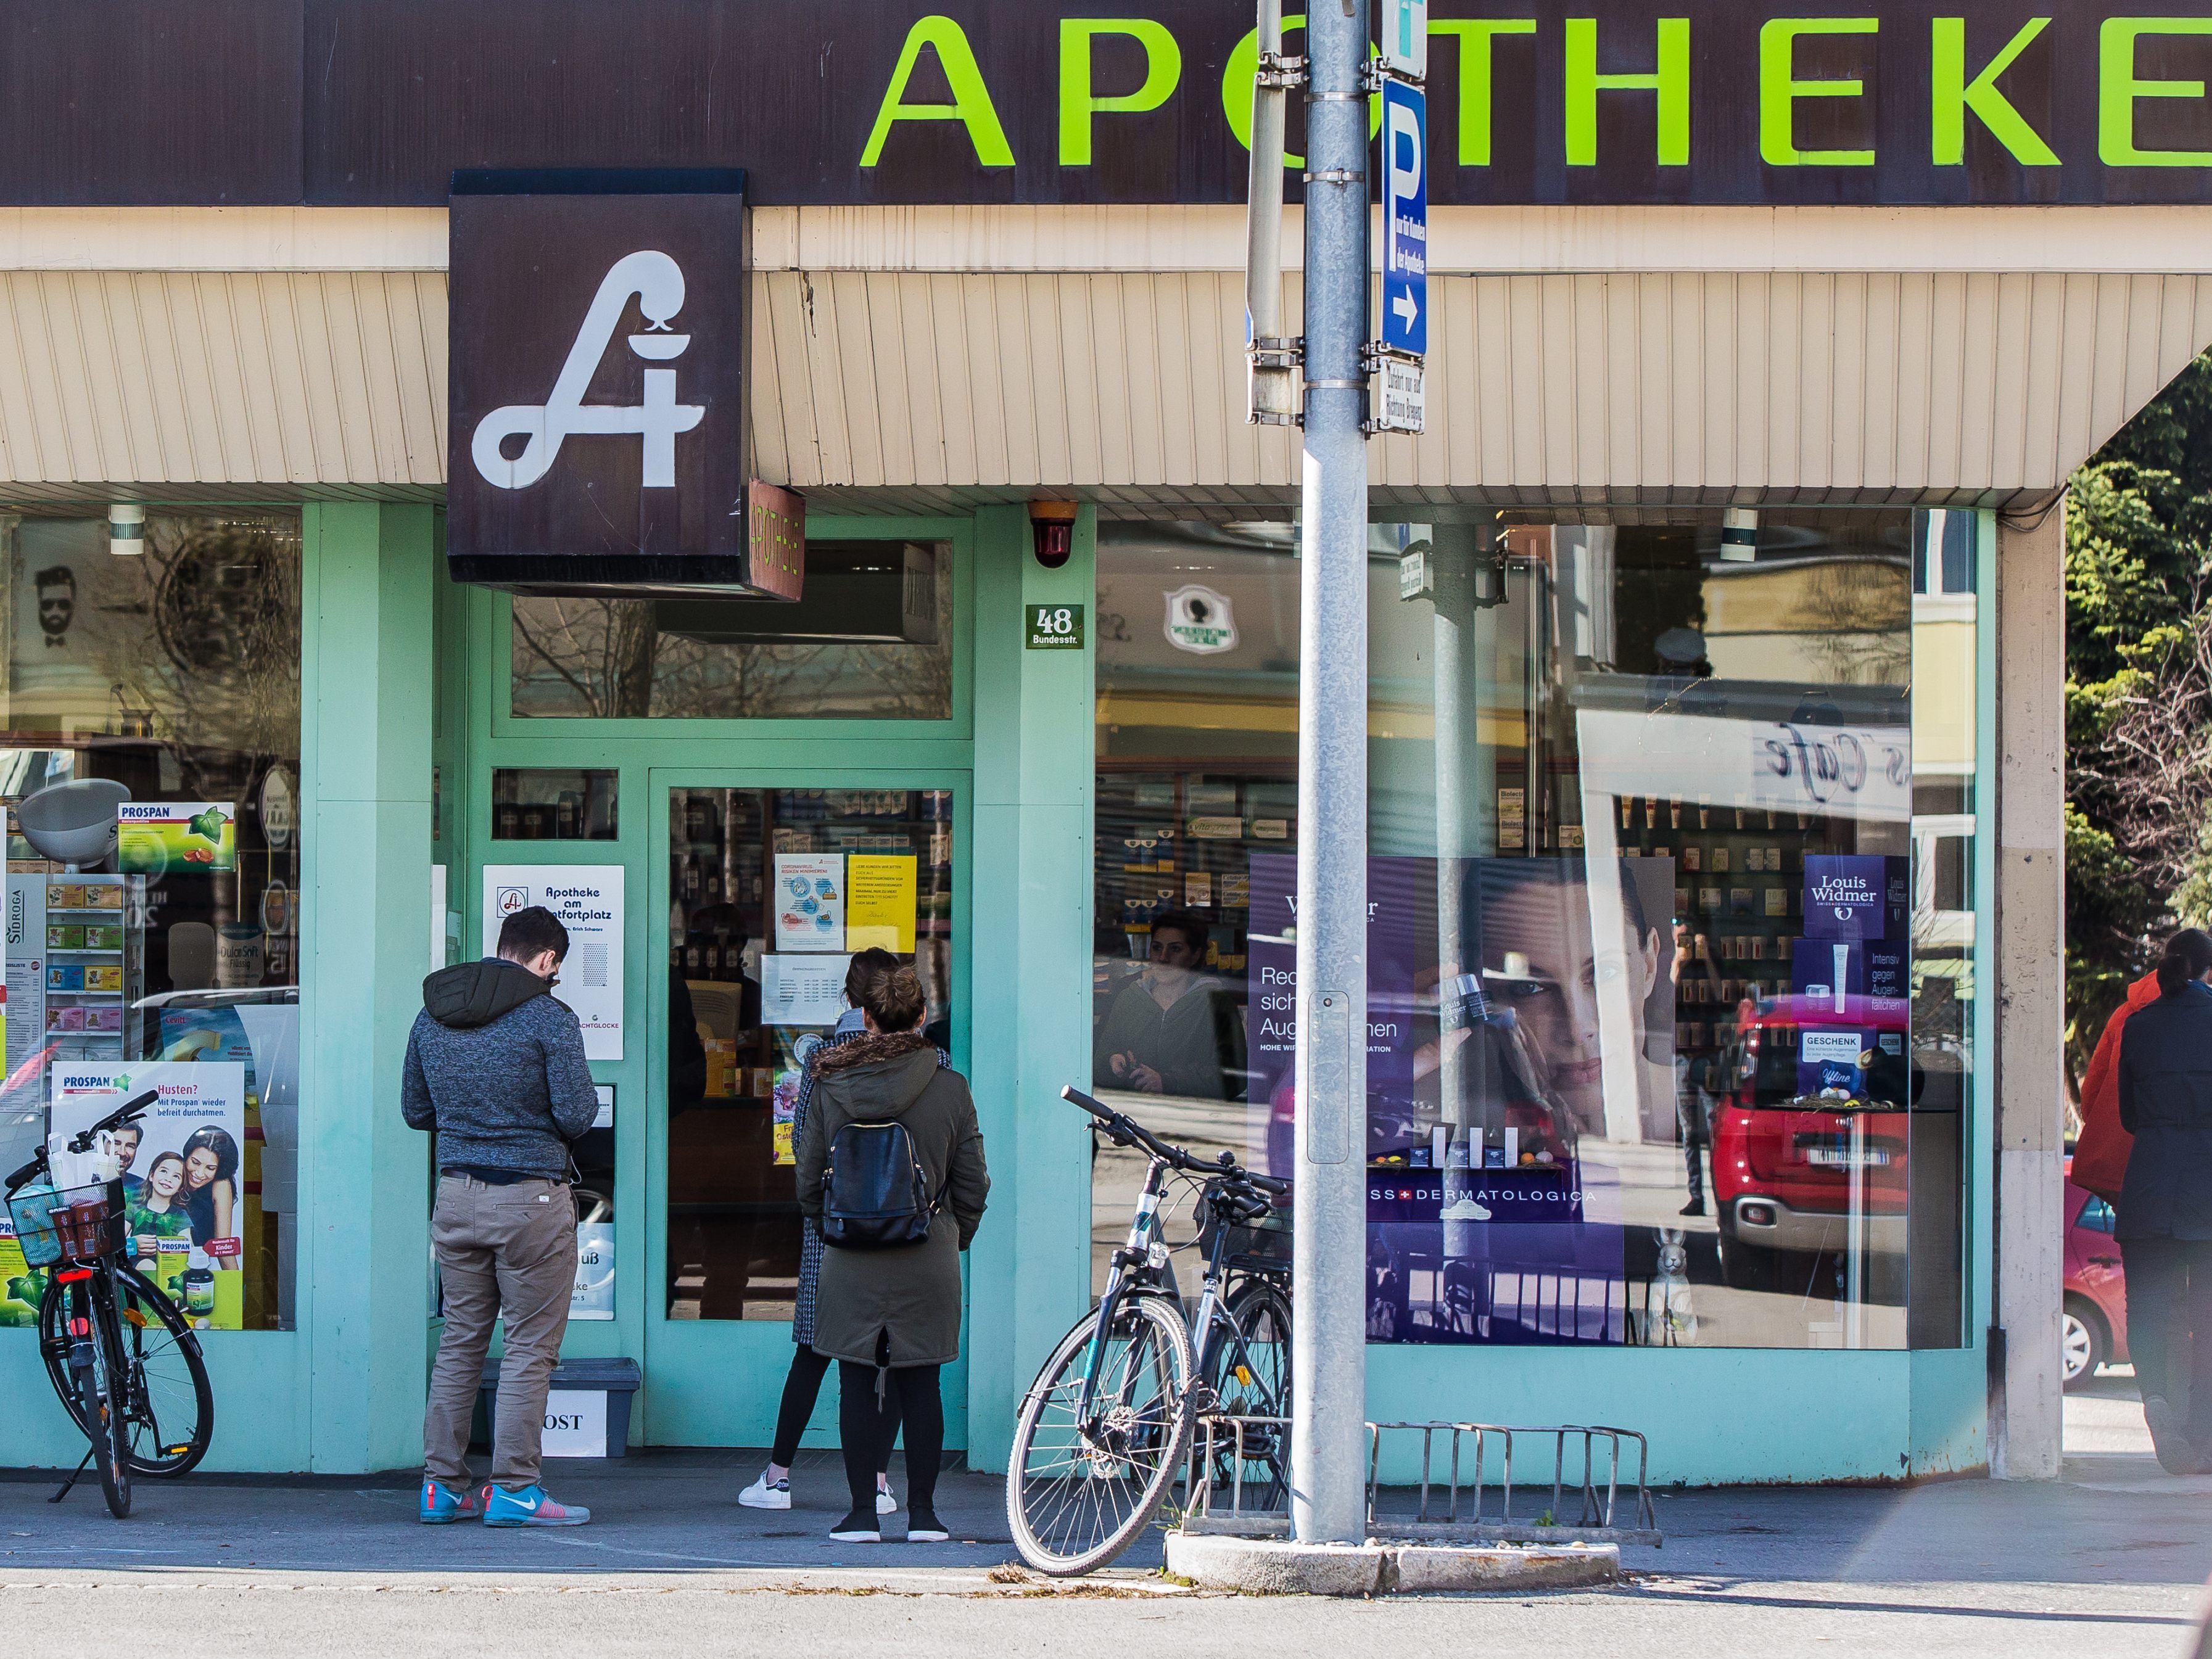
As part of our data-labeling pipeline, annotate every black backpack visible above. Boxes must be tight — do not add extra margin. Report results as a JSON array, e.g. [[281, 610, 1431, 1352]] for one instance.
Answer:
[[821, 1119, 938, 1249]]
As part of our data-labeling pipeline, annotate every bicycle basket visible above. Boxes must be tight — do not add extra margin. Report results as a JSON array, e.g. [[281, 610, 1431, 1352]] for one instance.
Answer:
[[1202, 1208, 1292, 1272], [7, 1180, 126, 1266]]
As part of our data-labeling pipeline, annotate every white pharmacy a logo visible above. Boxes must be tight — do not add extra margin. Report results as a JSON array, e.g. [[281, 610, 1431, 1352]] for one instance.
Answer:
[[471, 250, 706, 491]]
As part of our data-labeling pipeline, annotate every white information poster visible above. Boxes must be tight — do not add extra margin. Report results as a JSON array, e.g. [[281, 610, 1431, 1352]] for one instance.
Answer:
[[481, 866, 624, 1060], [773, 854, 845, 952], [571, 1082, 615, 1320], [572, 1221, 614, 1320], [49, 1061, 250, 1329], [761, 952, 848, 1026]]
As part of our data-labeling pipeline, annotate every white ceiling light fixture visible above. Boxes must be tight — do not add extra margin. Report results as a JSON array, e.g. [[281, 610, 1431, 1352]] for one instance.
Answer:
[[109, 503, 145, 557]]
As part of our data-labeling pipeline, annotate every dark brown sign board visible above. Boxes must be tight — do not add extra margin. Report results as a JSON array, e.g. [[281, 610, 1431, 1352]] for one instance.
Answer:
[[9, 3, 2212, 208], [447, 170, 798, 597]]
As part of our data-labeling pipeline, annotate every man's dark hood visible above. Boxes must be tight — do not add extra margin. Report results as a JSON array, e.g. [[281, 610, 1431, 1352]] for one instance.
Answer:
[[422, 958, 551, 1029]]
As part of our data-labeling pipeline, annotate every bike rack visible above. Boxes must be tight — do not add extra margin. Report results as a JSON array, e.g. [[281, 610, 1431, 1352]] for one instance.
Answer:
[[1180, 1415, 1662, 1547], [1182, 1412, 1294, 1536], [1366, 1422, 1661, 1547]]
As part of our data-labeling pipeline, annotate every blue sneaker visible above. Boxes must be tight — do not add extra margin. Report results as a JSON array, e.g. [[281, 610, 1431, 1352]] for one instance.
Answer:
[[482, 1483, 590, 1527], [419, 1478, 486, 1524]]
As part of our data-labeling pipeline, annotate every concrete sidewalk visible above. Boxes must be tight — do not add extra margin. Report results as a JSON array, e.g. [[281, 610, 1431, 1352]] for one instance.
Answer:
[[0, 1379, 2202, 1657]]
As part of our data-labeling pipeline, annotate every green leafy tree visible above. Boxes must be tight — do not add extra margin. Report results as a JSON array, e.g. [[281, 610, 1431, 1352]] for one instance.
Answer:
[[2065, 353, 2212, 1090]]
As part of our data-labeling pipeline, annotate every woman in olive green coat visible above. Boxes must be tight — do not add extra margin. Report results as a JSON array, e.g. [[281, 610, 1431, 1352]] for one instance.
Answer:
[[797, 962, 988, 1543]]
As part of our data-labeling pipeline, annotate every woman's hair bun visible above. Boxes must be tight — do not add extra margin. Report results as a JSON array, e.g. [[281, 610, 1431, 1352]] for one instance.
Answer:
[[860, 961, 928, 1032], [2156, 927, 2212, 996]]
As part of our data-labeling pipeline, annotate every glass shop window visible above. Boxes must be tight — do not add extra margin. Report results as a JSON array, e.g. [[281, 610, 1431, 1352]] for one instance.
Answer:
[[490, 768, 619, 841], [0, 511, 303, 1333], [510, 540, 952, 720], [1092, 511, 1979, 1352]]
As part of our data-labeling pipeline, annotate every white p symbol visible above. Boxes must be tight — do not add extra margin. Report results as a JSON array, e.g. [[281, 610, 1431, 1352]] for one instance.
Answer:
[[1389, 104, 1422, 213]]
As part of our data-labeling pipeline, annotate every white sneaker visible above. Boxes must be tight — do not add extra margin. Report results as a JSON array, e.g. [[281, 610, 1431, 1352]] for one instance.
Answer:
[[738, 1472, 792, 1510], [875, 1486, 898, 1515]]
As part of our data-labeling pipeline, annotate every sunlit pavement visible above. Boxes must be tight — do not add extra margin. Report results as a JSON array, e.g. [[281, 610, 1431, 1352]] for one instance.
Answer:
[[0, 1389, 2204, 1657]]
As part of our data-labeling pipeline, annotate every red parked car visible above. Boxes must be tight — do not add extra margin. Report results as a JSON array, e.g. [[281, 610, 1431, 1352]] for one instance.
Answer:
[[1709, 994, 1912, 1291], [2063, 1157, 2129, 1389]]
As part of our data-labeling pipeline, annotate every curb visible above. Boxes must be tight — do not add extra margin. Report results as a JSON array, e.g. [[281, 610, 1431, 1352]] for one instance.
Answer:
[[1163, 1532, 1621, 1596]]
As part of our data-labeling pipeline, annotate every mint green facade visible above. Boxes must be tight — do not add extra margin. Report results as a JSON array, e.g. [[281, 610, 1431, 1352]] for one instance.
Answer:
[[0, 502, 1999, 1484]]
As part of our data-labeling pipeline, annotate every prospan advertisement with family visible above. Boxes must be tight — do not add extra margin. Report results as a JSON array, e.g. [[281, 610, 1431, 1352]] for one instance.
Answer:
[[48, 1061, 248, 1330]]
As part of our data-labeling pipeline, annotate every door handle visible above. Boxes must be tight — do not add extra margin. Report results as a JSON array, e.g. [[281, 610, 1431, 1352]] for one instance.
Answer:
[[2090, 1255, 2121, 1267]]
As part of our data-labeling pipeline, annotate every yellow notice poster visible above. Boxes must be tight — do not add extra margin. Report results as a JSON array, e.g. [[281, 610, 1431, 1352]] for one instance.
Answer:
[[846, 854, 918, 952]]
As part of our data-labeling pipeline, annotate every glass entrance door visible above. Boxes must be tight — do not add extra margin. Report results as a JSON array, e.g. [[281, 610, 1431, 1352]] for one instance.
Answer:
[[643, 772, 967, 1446]]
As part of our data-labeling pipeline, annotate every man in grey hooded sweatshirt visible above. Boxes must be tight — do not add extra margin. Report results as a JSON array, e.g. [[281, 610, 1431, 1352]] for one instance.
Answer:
[[403, 905, 598, 1526]]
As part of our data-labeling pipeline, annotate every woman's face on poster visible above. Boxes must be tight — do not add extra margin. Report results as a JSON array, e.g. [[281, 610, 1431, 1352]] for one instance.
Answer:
[[184, 1146, 219, 1191], [1482, 875, 1661, 1126]]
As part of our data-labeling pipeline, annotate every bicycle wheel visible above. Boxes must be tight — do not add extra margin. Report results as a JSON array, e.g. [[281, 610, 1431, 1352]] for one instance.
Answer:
[[1202, 1278, 1293, 1509], [42, 1265, 212, 1476], [1005, 1295, 1194, 1576], [64, 1301, 131, 1519]]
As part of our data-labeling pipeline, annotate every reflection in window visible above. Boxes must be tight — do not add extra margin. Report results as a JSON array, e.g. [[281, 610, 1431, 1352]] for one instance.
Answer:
[[1091, 513, 1978, 1351], [511, 541, 952, 720], [0, 512, 303, 1332]]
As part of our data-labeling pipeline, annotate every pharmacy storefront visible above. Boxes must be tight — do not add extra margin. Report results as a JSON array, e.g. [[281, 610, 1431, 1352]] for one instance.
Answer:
[[0, 0, 2203, 1481]]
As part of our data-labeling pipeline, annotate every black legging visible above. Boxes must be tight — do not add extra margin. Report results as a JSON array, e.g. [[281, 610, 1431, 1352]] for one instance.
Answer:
[[2124, 1236, 2212, 1440], [838, 1360, 943, 1518], [772, 1344, 894, 1472]]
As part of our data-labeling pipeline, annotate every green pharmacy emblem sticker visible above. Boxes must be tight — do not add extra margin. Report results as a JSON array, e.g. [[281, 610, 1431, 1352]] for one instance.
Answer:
[[117, 802, 236, 875]]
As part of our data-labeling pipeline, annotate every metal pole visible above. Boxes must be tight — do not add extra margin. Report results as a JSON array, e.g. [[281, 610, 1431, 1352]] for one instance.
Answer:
[[1290, 0, 1371, 1547], [1245, 0, 1298, 426]]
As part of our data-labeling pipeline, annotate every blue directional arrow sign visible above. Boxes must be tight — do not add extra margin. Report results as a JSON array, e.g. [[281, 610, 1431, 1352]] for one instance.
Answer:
[[1380, 77, 1428, 360]]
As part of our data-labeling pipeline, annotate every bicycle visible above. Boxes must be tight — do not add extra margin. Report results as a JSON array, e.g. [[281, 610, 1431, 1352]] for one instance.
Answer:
[[1004, 1085, 1293, 1576], [4, 1090, 215, 1517]]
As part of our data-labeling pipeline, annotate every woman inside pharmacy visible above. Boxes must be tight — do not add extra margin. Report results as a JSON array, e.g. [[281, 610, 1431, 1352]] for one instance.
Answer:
[[180, 1126, 241, 1263]]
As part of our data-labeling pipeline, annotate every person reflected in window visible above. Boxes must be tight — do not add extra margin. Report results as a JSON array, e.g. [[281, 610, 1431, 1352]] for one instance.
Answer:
[[668, 968, 707, 1113], [1094, 910, 1244, 1100], [1673, 918, 1724, 1217]]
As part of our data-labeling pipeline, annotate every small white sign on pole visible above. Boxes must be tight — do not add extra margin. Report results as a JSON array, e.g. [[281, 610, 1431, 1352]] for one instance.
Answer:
[[1376, 355, 1427, 434], [1381, 0, 1427, 80]]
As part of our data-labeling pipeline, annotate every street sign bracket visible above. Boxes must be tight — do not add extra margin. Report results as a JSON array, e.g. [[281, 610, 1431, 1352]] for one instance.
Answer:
[[1363, 57, 1419, 91]]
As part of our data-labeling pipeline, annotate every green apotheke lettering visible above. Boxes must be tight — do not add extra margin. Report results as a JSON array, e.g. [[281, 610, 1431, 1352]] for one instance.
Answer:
[[855, 10, 2212, 173]]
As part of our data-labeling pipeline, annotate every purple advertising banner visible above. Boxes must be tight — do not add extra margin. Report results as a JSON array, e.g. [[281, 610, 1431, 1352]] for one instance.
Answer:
[[1245, 854, 1429, 1110], [1802, 855, 1889, 940]]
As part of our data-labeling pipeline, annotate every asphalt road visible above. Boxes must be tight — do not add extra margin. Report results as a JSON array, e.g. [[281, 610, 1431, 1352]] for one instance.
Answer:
[[0, 1380, 2201, 1658]]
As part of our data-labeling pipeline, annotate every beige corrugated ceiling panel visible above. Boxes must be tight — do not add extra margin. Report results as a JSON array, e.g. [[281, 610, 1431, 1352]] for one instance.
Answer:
[[0, 270, 442, 494], [1, 264, 2205, 507]]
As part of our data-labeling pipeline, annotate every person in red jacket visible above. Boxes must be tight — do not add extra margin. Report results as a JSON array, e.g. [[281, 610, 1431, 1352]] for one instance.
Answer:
[[2074, 970, 2160, 1205]]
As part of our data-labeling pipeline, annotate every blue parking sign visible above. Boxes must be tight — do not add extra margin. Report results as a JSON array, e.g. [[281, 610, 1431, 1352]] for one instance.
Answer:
[[1381, 78, 1427, 359]]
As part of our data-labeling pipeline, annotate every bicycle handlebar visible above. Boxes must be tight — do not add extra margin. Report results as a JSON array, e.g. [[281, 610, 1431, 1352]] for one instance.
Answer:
[[1060, 1086, 1289, 1195], [67, 1089, 159, 1156], [2, 1089, 159, 1195]]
